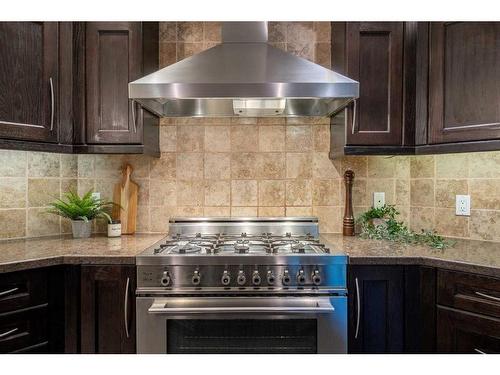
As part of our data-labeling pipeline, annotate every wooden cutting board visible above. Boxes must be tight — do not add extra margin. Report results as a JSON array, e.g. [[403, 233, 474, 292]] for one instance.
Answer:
[[113, 164, 138, 235]]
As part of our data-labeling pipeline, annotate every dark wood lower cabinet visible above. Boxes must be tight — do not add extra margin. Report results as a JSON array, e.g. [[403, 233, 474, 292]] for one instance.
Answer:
[[0, 267, 68, 354], [436, 306, 500, 354], [80, 265, 136, 354], [435, 269, 500, 354], [3, 263, 499, 354], [348, 265, 405, 353], [348, 265, 437, 354]]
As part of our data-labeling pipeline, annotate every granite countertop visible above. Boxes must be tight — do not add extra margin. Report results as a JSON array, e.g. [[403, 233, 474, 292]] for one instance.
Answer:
[[0, 233, 499, 278], [0, 234, 164, 273], [321, 234, 500, 278]]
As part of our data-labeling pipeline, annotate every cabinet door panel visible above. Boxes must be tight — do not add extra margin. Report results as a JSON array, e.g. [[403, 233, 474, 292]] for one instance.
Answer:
[[346, 22, 404, 146], [429, 22, 500, 143], [348, 265, 404, 353], [86, 22, 142, 144], [0, 22, 58, 142], [80, 265, 136, 353]]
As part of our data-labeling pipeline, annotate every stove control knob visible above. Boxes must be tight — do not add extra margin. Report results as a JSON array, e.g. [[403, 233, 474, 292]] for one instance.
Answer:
[[237, 270, 246, 286], [267, 270, 276, 285], [221, 270, 231, 286], [192, 270, 201, 286], [160, 271, 171, 287], [312, 270, 321, 286], [297, 269, 306, 285], [282, 269, 291, 286], [252, 271, 261, 286]]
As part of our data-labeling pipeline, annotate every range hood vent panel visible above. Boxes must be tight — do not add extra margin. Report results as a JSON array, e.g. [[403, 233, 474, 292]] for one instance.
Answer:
[[129, 22, 359, 117]]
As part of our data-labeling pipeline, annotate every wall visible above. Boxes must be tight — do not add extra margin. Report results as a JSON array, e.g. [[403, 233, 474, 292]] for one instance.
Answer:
[[0, 22, 498, 241], [0, 150, 78, 239], [344, 153, 500, 242]]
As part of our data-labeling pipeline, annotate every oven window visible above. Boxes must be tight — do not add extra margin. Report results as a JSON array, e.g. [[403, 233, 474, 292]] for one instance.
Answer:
[[167, 319, 317, 354]]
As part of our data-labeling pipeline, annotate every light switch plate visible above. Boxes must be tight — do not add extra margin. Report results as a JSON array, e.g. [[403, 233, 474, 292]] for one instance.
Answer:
[[373, 192, 385, 209], [456, 195, 471, 216]]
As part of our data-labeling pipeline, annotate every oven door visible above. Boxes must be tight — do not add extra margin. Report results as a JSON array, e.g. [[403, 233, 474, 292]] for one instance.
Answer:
[[136, 296, 347, 354]]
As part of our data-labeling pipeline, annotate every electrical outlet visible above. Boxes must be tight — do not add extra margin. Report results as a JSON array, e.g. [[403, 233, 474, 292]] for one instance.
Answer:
[[456, 195, 471, 216], [373, 192, 385, 209], [91, 192, 101, 201]]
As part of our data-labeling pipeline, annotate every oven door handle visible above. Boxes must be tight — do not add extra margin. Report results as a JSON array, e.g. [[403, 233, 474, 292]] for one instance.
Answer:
[[148, 299, 335, 315]]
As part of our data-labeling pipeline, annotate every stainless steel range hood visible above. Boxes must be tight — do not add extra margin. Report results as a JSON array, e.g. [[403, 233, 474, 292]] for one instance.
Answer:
[[129, 22, 359, 117]]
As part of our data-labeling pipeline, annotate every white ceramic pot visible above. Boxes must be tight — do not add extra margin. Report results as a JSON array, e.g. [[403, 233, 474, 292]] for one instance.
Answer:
[[107, 221, 122, 237], [71, 220, 92, 239]]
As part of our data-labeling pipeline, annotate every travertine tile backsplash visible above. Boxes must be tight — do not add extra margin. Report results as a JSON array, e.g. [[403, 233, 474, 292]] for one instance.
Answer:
[[0, 150, 78, 239], [2, 148, 500, 241], [0, 22, 499, 241]]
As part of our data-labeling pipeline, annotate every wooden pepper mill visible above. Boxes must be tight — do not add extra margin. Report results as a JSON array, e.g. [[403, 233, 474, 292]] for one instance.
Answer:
[[343, 169, 355, 236]]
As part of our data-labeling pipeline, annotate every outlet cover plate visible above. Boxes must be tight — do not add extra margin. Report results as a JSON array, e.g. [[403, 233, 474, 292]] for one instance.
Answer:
[[373, 192, 385, 209], [91, 192, 101, 201], [456, 195, 471, 216]]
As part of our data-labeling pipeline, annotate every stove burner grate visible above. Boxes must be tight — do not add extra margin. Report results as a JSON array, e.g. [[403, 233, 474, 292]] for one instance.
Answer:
[[153, 232, 331, 255]]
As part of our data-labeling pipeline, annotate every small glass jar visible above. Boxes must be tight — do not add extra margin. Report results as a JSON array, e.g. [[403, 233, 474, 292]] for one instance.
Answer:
[[107, 220, 122, 237]]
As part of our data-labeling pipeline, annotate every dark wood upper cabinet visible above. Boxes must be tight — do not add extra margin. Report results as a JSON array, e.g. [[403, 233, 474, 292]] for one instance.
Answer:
[[0, 22, 60, 143], [85, 22, 143, 145], [428, 22, 500, 144], [80, 265, 136, 354], [0, 22, 159, 155], [332, 22, 421, 156], [334, 21, 500, 156], [344, 22, 404, 146]]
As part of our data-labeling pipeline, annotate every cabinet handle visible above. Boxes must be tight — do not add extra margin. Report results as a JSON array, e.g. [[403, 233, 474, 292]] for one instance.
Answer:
[[131, 100, 137, 133], [350, 99, 357, 135], [124, 276, 130, 339], [355, 277, 361, 339], [475, 291, 500, 302], [49, 77, 55, 131], [474, 348, 487, 354], [0, 327, 18, 339], [0, 287, 19, 297]]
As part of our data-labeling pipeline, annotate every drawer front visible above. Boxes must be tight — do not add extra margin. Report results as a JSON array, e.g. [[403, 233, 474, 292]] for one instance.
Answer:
[[0, 269, 48, 314], [437, 306, 500, 354], [437, 270, 500, 319], [0, 305, 48, 353]]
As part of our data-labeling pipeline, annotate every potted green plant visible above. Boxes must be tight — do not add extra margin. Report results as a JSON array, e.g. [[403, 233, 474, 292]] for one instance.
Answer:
[[48, 190, 115, 239]]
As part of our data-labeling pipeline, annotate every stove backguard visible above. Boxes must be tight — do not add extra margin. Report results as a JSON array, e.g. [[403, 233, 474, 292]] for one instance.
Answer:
[[168, 217, 320, 237]]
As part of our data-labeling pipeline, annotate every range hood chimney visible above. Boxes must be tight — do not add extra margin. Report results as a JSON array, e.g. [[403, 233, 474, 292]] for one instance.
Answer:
[[129, 22, 359, 118]]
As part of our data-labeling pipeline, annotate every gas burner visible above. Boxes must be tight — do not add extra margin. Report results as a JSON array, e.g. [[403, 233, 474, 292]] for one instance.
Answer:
[[234, 243, 250, 254], [173, 244, 202, 254], [291, 243, 306, 253]]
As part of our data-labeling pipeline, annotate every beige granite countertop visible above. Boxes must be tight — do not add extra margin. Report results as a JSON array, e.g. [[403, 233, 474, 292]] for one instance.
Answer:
[[0, 234, 164, 273], [0, 233, 499, 278], [321, 234, 500, 278]]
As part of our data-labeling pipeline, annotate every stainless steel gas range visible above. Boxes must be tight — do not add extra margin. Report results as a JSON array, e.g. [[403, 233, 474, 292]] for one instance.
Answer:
[[135, 217, 348, 354]]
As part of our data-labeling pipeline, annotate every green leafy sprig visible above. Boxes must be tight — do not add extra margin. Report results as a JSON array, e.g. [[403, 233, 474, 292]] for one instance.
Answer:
[[47, 190, 116, 223], [358, 204, 453, 249]]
